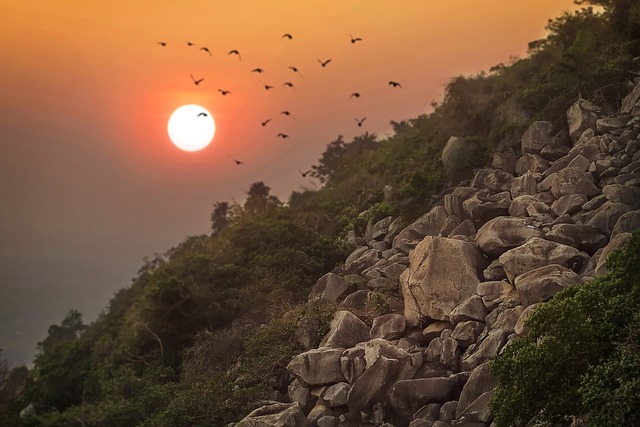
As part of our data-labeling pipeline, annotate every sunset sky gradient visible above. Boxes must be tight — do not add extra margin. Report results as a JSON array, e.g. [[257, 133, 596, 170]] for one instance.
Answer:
[[0, 0, 578, 365]]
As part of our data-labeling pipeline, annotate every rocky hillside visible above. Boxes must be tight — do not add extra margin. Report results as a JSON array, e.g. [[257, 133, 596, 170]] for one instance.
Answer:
[[234, 81, 640, 426]]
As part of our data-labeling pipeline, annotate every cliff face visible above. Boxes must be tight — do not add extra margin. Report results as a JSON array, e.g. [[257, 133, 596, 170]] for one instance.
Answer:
[[236, 84, 640, 426]]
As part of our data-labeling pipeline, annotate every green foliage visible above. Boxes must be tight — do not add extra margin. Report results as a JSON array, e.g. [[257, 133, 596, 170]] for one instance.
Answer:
[[491, 231, 640, 426]]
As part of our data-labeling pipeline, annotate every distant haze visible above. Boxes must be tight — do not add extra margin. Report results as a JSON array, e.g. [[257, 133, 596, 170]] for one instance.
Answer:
[[0, 0, 578, 366]]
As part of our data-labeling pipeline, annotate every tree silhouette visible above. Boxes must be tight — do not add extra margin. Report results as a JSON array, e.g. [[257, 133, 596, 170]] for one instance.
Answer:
[[244, 182, 280, 213], [211, 201, 230, 234]]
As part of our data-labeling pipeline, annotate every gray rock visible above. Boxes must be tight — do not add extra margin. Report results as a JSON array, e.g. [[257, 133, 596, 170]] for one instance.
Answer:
[[452, 321, 485, 348], [476, 216, 544, 258], [482, 260, 507, 281], [567, 99, 600, 142], [514, 264, 581, 306], [340, 347, 366, 384], [622, 84, 640, 115], [510, 173, 538, 198], [515, 154, 550, 176], [595, 232, 632, 276], [450, 296, 489, 324], [320, 311, 370, 349], [587, 201, 631, 236], [471, 169, 514, 193], [235, 402, 309, 427], [545, 223, 608, 255], [307, 404, 342, 426], [394, 206, 449, 247], [400, 237, 488, 324], [522, 121, 553, 155], [540, 129, 572, 161], [456, 391, 493, 423], [341, 290, 370, 311], [317, 382, 350, 408], [370, 314, 407, 340], [457, 362, 496, 418], [514, 303, 541, 335], [440, 337, 460, 370], [442, 137, 480, 171], [309, 273, 357, 302], [550, 168, 600, 198], [487, 305, 525, 334], [477, 280, 515, 310], [440, 215, 462, 238], [611, 210, 640, 239], [343, 249, 381, 274], [389, 377, 458, 417], [602, 184, 640, 209], [492, 151, 517, 175], [463, 191, 512, 228], [295, 316, 322, 350], [449, 219, 476, 238], [414, 403, 442, 422], [423, 321, 454, 342], [368, 277, 397, 291], [316, 416, 338, 427], [287, 348, 345, 386], [550, 194, 588, 216], [288, 378, 313, 414], [461, 329, 507, 371], [499, 237, 588, 283], [439, 401, 459, 423], [509, 195, 537, 217], [596, 115, 629, 133]]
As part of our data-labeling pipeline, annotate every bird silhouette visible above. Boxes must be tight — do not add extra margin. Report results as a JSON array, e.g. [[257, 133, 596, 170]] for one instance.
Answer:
[[350, 35, 363, 44], [283, 82, 294, 88], [228, 50, 241, 60], [218, 89, 231, 96], [197, 112, 208, 117], [264, 84, 274, 90], [200, 47, 212, 56], [280, 111, 294, 118], [282, 33, 293, 39], [186, 41, 194, 46], [300, 170, 312, 177], [318, 59, 332, 68], [350, 92, 361, 99], [158, 42, 167, 46], [355, 117, 367, 127], [288, 66, 303, 77], [389, 81, 402, 88], [252, 68, 265, 73], [234, 159, 244, 165], [277, 133, 289, 139], [191, 74, 204, 85], [261, 119, 272, 127]]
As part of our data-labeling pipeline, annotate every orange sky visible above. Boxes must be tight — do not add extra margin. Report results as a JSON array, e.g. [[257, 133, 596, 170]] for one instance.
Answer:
[[0, 0, 579, 365]]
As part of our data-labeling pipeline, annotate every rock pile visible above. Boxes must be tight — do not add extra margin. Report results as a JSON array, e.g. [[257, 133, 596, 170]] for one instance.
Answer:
[[235, 85, 640, 426]]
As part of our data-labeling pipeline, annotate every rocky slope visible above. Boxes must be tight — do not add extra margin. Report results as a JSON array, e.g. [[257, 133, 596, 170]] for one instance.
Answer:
[[234, 82, 640, 427]]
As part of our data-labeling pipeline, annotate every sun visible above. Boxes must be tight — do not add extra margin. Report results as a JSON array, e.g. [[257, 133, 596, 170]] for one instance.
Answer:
[[167, 104, 215, 152]]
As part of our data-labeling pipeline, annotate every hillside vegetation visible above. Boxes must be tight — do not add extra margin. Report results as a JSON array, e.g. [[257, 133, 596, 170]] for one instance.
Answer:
[[2, 1, 640, 425]]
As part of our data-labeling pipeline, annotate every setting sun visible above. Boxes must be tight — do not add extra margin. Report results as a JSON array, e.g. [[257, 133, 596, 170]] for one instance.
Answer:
[[167, 104, 215, 152]]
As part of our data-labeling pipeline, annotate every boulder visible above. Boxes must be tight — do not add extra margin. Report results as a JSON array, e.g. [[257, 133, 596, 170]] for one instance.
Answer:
[[400, 237, 488, 325], [456, 391, 493, 423], [463, 191, 512, 227], [515, 154, 550, 176], [487, 304, 525, 334], [470, 169, 514, 193], [442, 137, 479, 170], [514, 264, 581, 306], [449, 296, 488, 324], [510, 173, 538, 198], [550, 194, 588, 216], [596, 115, 628, 133], [460, 329, 507, 371], [595, 232, 632, 276], [567, 99, 600, 142], [499, 237, 588, 283], [316, 382, 350, 408], [492, 151, 517, 175], [439, 401, 459, 423], [439, 215, 462, 238], [611, 210, 640, 239], [295, 316, 322, 350], [622, 84, 640, 115], [320, 311, 370, 349], [540, 129, 572, 161], [602, 184, 640, 209], [341, 290, 370, 311], [370, 314, 407, 340], [545, 223, 608, 255], [476, 216, 544, 258], [307, 404, 342, 426], [482, 260, 507, 281], [423, 321, 454, 342], [449, 219, 476, 238], [235, 402, 309, 427], [509, 195, 537, 217], [413, 403, 442, 422], [389, 377, 458, 417], [309, 273, 357, 302], [514, 303, 541, 335], [287, 348, 346, 386], [457, 362, 496, 418], [394, 206, 449, 246], [550, 168, 600, 198], [521, 121, 553, 155], [343, 249, 381, 274], [451, 321, 485, 348], [587, 201, 631, 237]]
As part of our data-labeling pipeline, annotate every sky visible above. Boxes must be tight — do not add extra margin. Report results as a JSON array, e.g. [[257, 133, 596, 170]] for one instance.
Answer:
[[0, 0, 580, 366]]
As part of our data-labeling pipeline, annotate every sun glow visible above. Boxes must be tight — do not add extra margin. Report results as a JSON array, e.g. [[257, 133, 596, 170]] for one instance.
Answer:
[[167, 104, 215, 152]]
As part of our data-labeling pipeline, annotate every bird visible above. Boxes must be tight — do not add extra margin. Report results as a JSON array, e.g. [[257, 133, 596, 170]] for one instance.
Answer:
[[218, 89, 231, 96], [228, 49, 241, 60], [186, 41, 194, 46], [191, 74, 204, 85], [318, 59, 332, 68], [158, 42, 167, 46], [283, 82, 294, 88], [277, 133, 289, 139], [350, 34, 363, 44], [288, 66, 303, 77], [200, 47, 212, 56], [252, 68, 265, 73], [234, 159, 244, 165], [355, 117, 367, 127], [261, 119, 272, 127], [282, 33, 293, 39], [264, 84, 274, 90], [300, 170, 312, 177], [197, 112, 208, 117], [389, 81, 402, 88], [350, 92, 361, 99], [280, 111, 293, 117]]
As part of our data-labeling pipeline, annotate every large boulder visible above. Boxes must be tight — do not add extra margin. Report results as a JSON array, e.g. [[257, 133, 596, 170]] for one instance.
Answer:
[[457, 362, 496, 419], [602, 184, 640, 209], [595, 232, 632, 276], [545, 223, 608, 255], [510, 173, 538, 198], [521, 121, 553, 155], [611, 210, 640, 239], [463, 191, 512, 227], [389, 377, 458, 417], [370, 314, 407, 340], [499, 237, 589, 283], [515, 154, 550, 176], [587, 201, 631, 237], [550, 168, 600, 198], [476, 216, 544, 258], [320, 311, 370, 349], [567, 99, 600, 142], [287, 348, 345, 386], [514, 264, 581, 306], [470, 169, 514, 193], [393, 206, 449, 247], [461, 329, 507, 371], [400, 236, 488, 325], [621, 83, 640, 115], [235, 402, 309, 427], [442, 137, 480, 170], [309, 273, 357, 302], [449, 295, 488, 324], [550, 194, 588, 216]]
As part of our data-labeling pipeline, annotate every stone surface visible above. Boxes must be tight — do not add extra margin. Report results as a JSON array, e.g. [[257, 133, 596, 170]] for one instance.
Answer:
[[514, 264, 581, 306], [463, 191, 512, 227], [622, 83, 640, 115], [521, 121, 553, 155], [320, 311, 370, 349], [317, 382, 350, 408], [476, 216, 544, 258], [545, 223, 608, 255], [567, 99, 600, 142], [611, 210, 640, 239], [515, 154, 550, 176], [595, 232, 632, 276], [451, 321, 485, 348], [370, 314, 407, 340], [602, 184, 640, 209], [461, 329, 507, 371], [308, 273, 357, 302], [514, 303, 541, 335], [471, 168, 514, 193], [442, 136, 479, 170], [492, 151, 517, 175], [510, 173, 538, 198], [587, 201, 631, 237], [389, 377, 458, 417], [449, 296, 488, 324], [423, 321, 453, 342], [457, 362, 496, 418], [550, 168, 600, 198], [550, 194, 588, 217], [287, 348, 345, 386], [401, 237, 488, 324], [235, 402, 309, 427], [394, 206, 449, 247]]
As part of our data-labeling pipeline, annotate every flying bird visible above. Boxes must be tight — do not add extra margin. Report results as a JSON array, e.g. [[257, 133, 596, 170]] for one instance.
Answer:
[[389, 81, 402, 88], [228, 49, 241, 60], [158, 42, 167, 46], [200, 47, 212, 56], [252, 68, 265, 73], [280, 111, 294, 117], [186, 41, 194, 46], [300, 170, 312, 177], [355, 117, 367, 127], [261, 119, 272, 126], [191, 74, 204, 85], [283, 82, 294, 88], [197, 112, 208, 117], [264, 84, 274, 90], [288, 66, 303, 76], [218, 89, 231, 95], [282, 33, 293, 39], [350, 35, 363, 44], [234, 159, 244, 165], [350, 92, 361, 99], [318, 59, 332, 68], [277, 133, 289, 139]]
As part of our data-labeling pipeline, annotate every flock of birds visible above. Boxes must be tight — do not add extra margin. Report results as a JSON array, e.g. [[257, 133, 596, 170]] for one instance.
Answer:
[[158, 33, 403, 173]]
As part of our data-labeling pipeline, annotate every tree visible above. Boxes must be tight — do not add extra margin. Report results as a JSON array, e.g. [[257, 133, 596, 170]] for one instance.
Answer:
[[211, 201, 230, 233], [244, 182, 280, 213], [38, 309, 86, 353]]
